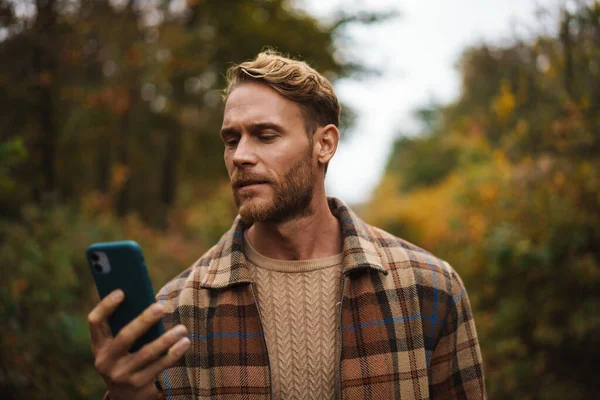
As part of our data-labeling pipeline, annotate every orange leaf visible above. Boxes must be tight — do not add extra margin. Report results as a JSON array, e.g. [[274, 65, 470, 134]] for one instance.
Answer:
[[11, 278, 29, 297]]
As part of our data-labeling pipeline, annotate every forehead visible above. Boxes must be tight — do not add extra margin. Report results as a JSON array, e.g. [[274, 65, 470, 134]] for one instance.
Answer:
[[222, 82, 304, 128]]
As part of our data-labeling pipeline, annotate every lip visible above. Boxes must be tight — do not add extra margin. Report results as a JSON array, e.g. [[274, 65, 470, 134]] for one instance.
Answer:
[[236, 183, 269, 192]]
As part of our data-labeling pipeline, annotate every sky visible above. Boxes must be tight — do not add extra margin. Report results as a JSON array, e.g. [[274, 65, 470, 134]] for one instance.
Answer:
[[298, 0, 565, 205]]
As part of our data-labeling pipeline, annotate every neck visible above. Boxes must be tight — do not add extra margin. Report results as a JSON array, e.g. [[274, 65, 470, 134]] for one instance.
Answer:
[[245, 195, 342, 261]]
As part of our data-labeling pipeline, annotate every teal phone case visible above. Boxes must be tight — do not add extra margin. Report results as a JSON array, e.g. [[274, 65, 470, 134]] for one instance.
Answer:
[[87, 240, 165, 352]]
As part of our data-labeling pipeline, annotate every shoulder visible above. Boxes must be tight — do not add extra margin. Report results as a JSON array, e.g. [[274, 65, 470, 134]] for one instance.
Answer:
[[154, 242, 228, 331], [364, 223, 466, 298], [155, 243, 220, 307], [367, 224, 455, 275], [364, 224, 474, 338], [329, 194, 463, 295]]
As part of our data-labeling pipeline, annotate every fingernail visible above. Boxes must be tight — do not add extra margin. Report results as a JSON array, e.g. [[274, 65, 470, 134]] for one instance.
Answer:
[[151, 303, 164, 315], [175, 337, 190, 351], [111, 290, 124, 301], [173, 325, 187, 337]]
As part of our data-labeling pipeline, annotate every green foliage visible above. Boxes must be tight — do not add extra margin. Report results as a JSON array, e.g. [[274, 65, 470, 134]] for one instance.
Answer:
[[367, 2, 600, 398], [386, 133, 459, 191], [0, 137, 27, 196], [0, 203, 121, 398]]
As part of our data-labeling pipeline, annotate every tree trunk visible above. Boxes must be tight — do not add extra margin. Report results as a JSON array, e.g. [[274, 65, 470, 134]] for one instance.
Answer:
[[33, 0, 57, 197], [560, 9, 574, 98], [115, 103, 131, 216]]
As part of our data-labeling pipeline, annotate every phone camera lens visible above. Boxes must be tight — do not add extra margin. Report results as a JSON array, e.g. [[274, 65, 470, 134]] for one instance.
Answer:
[[93, 263, 103, 273], [91, 252, 100, 262]]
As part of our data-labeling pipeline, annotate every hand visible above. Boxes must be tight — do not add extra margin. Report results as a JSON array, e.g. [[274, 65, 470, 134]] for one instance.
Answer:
[[88, 290, 191, 400]]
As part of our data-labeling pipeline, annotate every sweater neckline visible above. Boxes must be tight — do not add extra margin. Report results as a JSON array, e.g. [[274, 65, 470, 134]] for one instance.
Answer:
[[243, 232, 343, 273]]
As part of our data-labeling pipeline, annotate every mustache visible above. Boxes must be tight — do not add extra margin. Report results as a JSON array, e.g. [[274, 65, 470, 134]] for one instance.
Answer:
[[231, 171, 274, 189]]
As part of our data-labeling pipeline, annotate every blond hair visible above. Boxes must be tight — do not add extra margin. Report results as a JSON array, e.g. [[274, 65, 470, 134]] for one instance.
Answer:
[[224, 50, 341, 135]]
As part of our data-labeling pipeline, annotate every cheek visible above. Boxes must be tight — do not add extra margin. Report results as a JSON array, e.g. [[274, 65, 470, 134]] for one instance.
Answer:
[[224, 151, 233, 176], [276, 143, 305, 168]]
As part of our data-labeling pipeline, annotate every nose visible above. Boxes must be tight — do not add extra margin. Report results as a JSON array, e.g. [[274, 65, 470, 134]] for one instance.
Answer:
[[231, 136, 257, 168]]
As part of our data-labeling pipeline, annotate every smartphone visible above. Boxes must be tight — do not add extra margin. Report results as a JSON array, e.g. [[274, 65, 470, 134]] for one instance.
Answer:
[[87, 240, 165, 352]]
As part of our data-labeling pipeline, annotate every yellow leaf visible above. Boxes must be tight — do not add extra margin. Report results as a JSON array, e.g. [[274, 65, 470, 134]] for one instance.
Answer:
[[492, 80, 516, 121]]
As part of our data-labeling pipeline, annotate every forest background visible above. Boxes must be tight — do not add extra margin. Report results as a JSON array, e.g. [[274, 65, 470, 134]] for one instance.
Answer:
[[0, 0, 598, 398]]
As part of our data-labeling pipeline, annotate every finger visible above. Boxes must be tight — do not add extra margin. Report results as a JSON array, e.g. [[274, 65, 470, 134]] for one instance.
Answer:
[[107, 302, 165, 358], [119, 325, 189, 374], [129, 336, 191, 388], [88, 289, 125, 348]]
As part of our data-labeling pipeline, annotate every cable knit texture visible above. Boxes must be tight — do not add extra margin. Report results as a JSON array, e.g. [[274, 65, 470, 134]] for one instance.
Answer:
[[244, 236, 343, 400]]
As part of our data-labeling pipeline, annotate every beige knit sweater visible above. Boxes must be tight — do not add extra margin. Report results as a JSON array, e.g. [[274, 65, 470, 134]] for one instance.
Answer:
[[244, 237, 343, 400]]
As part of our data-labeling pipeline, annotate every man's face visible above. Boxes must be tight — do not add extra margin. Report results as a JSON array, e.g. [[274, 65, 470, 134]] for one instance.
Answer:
[[220, 82, 316, 224]]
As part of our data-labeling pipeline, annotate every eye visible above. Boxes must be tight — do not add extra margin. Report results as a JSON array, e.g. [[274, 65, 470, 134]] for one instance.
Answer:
[[259, 134, 277, 142], [220, 133, 236, 147], [225, 138, 239, 148]]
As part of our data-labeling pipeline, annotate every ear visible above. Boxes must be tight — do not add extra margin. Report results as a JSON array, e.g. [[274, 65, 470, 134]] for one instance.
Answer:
[[314, 124, 339, 167]]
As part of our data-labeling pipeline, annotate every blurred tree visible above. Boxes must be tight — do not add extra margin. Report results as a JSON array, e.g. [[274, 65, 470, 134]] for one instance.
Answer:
[[0, 0, 380, 225], [367, 2, 600, 398]]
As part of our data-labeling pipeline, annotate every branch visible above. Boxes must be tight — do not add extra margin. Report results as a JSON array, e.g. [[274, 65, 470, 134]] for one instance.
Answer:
[[332, 10, 400, 31]]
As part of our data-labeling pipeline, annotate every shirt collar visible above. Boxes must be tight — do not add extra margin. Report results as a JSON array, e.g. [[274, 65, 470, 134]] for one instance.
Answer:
[[199, 197, 387, 289]]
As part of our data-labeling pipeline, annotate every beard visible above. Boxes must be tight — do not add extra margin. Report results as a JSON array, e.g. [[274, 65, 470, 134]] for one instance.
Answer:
[[231, 148, 315, 224]]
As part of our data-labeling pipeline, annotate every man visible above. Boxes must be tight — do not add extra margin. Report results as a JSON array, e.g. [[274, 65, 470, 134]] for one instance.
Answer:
[[88, 50, 486, 399]]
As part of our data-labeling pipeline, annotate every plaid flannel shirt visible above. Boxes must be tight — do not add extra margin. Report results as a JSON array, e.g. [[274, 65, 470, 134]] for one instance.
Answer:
[[151, 197, 485, 399]]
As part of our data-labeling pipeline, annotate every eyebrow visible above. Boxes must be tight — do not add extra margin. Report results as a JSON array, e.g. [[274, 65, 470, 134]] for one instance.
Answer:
[[220, 122, 285, 139]]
